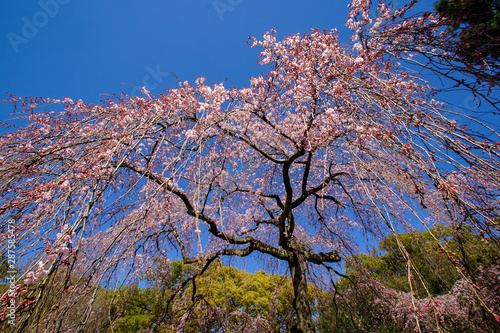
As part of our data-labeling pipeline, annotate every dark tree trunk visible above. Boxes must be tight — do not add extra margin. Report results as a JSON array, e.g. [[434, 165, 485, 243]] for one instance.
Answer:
[[289, 257, 315, 333]]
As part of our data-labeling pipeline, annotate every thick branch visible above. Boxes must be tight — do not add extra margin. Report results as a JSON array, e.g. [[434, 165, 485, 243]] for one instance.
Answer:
[[120, 161, 290, 261], [306, 250, 341, 264], [278, 148, 306, 247]]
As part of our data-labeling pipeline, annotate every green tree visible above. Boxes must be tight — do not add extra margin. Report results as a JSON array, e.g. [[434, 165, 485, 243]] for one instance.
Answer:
[[104, 286, 159, 333], [94, 260, 303, 332], [164, 261, 298, 332], [434, 0, 500, 64], [101, 259, 196, 333], [318, 226, 500, 332], [343, 225, 500, 297]]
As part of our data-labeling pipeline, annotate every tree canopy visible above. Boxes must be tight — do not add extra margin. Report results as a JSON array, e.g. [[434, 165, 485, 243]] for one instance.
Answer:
[[351, 0, 500, 109], [434, 0, 500, 64]]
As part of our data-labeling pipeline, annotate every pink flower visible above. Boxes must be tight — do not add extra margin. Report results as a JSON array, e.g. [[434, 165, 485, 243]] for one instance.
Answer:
[[47, 253, 58, 263], [185, 129, 197, 139], [60, 180, 70, 190], [56, 246, 70, 254], [353, 42, 363, 52], [354, 57, 364, 64], [35, 268, 47, 278], [23, 271, 38, 285]]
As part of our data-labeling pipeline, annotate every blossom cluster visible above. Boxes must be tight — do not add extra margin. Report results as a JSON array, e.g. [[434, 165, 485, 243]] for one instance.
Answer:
[[23, 224, 75, 285]]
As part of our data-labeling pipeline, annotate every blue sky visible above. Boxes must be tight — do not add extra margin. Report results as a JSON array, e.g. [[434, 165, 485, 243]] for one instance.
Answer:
[[1, 1, 345, 109], [0, 0, 441, 118]]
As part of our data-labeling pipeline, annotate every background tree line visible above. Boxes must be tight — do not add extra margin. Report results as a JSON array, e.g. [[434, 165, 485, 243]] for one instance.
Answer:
[[3, 225, 498, 332]]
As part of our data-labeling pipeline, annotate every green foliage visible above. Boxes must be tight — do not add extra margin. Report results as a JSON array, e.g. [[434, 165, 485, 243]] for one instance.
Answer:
[[434, 0, 500, 63], [105, 286, 158, 331], [179, 261, 297, 332], [101, 259, 195, 333], [94, 260, 300, 332], [343, 225, 500, 297], [94, 229, 498, 332], [0, 255, 10, 290], [317, 280, 400, 333], [318, 225, 500, 332], [191, 265, 285, 313], [111, 314, 155, 333]]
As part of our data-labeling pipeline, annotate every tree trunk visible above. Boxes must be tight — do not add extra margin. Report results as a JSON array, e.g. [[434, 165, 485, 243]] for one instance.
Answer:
[[289, 257, 315, 333]]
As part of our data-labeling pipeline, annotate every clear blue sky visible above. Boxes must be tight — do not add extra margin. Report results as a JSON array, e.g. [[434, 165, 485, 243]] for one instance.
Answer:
[[0, 1, 344, 108], [1, 0, 439, 117]]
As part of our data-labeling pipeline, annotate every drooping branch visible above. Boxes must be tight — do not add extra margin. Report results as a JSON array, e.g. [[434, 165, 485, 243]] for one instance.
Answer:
[[219, 127, 287, 164]]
